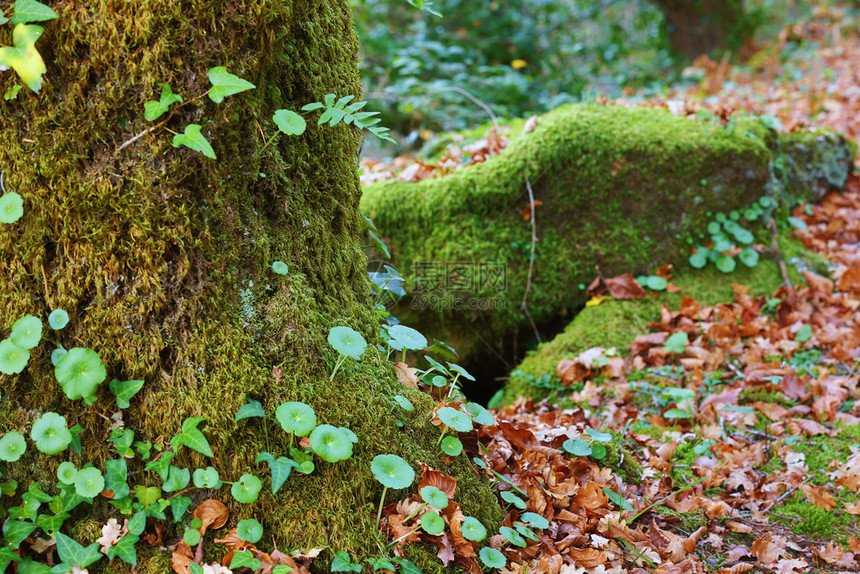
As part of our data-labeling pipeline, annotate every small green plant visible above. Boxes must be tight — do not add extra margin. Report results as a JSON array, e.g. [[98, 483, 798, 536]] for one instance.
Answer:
[[0, 0, 59, 93], [328, 326, 368, 380], [302, 94, 395, 143], [479, 546, 507, 569], [370, 454, 415, 527], [689, 201, 769, 272]]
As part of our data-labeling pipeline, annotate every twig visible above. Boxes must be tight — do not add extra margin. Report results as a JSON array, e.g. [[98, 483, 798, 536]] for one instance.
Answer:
[[433, 86, 499, 132], [520, 175, 542, 344], [117, 113, 174, 152], [769, 219, 792, 288], [40, 264, 54, 310]]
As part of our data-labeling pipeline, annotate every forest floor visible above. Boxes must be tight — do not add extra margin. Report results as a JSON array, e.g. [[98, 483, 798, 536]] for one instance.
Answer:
[[366, 3, 860, 574]]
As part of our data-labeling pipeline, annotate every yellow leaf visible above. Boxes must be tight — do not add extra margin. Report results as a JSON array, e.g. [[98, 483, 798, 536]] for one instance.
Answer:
[[586, 295, 608, 308], [511, 59, 527, 70], [0, 24, 47, 92]]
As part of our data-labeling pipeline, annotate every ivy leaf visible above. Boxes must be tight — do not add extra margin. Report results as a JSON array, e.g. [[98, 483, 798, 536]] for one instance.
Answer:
[[161, 466, 190, 493], [143, 83, 182, 121], [55, 532, 102, 568], [0, 10, 8, 26], [0, 547, 20, 571], [3, 519, 36, 548], [172, 124, 216, 159], [207, 66, 255, 103], [230, 550, 261, 571], [255, 452, 299, 494], [0, 24, 47, 92], [11, 0, 58, 24], [109, 378, 144, 409], [107, 534, 139, 565], [171, 416, 213, 457], [235, 399, 265, 422]]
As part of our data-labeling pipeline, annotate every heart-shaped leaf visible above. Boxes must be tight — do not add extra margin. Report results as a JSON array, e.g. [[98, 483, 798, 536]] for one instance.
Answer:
[[172, 124, 216, 159], [171, 417, 213, 457], [208, 66, 255, 103], [107, 533, 139, 565], [109, 378, 144, 409], [144, 83, 183, 121], [55, 532, 102, 568], [10, 0, 59, 24], [255, 452, 298, 494], [0, 24, 47, 91]]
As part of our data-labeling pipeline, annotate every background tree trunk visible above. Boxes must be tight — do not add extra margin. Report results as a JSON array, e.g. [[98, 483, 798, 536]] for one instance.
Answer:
[[652, 0, 755, 60], [0, 1, 498, 571]]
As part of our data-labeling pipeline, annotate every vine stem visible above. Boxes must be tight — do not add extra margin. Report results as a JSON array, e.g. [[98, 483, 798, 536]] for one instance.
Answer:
[[375, 486, 388, 529]]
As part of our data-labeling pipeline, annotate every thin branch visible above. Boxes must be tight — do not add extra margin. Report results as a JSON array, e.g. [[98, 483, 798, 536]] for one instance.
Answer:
[[769, 218, 792, 288], [117, 113, 174, 153], [520, 175, 542, 344]]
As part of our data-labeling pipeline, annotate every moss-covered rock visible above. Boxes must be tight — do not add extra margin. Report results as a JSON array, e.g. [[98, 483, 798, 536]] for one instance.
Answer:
[[504, 235, 828, 403], [0, 2, 499, 572], [361, 104, 854, 382]]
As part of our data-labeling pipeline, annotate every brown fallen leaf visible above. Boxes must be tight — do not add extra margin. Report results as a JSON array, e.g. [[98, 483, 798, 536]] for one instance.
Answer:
[[393, 361, 419, 389], [193, 499, 230, 535], [801, 484, 837, 511]]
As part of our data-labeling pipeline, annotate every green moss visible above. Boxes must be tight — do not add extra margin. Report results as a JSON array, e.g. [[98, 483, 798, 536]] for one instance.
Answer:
[[0, 1, 499, 571], [362, 105, 854, 369], [738, 388, 793, 408], [505, 235, 824, 403], [599, 433, 643, 484], [778, 501, 838, 538]]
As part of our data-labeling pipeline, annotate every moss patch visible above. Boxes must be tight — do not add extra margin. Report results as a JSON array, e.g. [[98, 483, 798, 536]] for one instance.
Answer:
[[505, 235, 826, 403], [0, 1, 499, 571], [361, 104, 853, 375]]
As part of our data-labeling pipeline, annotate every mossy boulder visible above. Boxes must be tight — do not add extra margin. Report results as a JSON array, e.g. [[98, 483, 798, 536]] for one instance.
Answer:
[[361, 104, 853, 384], [504, 235, 831, 404], [0, 2, 499, 572]]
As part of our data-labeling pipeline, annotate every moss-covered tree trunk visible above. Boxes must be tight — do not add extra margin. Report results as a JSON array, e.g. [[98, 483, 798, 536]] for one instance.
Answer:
[[0, 1, 497, 571], [652, 0, 754, 59]]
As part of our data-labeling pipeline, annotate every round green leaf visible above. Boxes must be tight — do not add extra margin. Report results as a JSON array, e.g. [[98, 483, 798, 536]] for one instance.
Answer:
[[57, 461, 77, 485], [370, 454, 414, 489], [309, 424, 354, 463], [440, 436, 463, 456], [739, 247, 759, 268], [437, 407, 473, 433], [30, 411, 72, 454], [731, 227, 754, 245], [54, 347, 107, 400], [420, 511, 444, 535], [48, 309, 70, 330], [521, 512, 549, 529], [465, 402, 495, 426], [0, 431, 26, 462], [272, 109, 307, 136], [237, 518, 264, 543], [183, 528, 201, 546], [500, 526, 526, 547], [420, 486, 448, 510], [706, 221, 721, 235], [192, 467, 222, 489], [744, 208, 759, 221], [271, 261, 289, 275], [759, 196, 774, 208], [715, 254, 736, 273], [50, 348, 67, 366], [645, 276, 667, 291], [231, 474, 262, 504], [461, 516, 486, 541], [500, 491, 526, 509], [275, 402, 317, 436], [327, 326, 367, 359], [712, 238, 733, 253], [0, 339, 29, 374], [688, 251, 708, 269], [10, 315, 42, 349], [0, 192, 23, 223], [393, 395, 414, 412], [430, 375, 448, 387], [664, 332, 688, 354], [388, 325, 427, 351], [562, 438, 592, 457], [589, 444, 607, 459], [74, 467, 105, 497], [479, 547, 506, 569]]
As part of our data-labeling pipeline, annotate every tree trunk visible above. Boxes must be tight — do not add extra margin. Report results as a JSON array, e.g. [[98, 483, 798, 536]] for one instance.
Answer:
[[653, 0, 752, 60], [0, 1, 497, 571]]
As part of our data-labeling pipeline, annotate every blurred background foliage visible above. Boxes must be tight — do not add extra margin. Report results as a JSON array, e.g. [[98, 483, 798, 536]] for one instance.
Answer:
[[352, 0, 815, 142]]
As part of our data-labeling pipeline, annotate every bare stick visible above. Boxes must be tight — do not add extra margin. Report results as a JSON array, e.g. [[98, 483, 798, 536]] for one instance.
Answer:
[[521, 175, 542, 344], [117, 114, 174, 152], [769, 219, 792, 288]]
